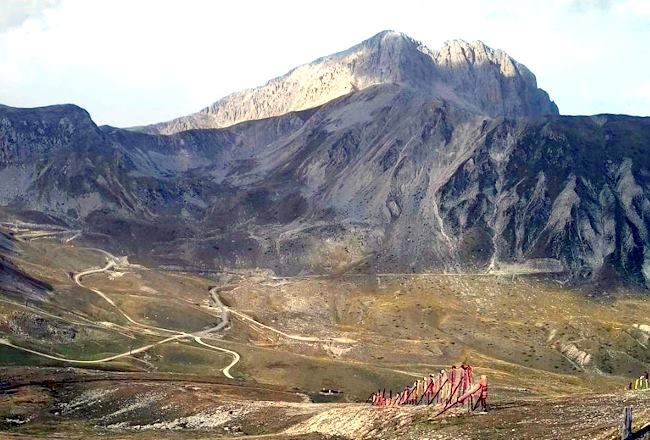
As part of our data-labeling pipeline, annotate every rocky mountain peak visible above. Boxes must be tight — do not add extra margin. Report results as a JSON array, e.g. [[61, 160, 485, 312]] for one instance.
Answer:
[[368, 29, 405, 39], [435, 39, 526, 79], [363, 29, 407, 44], [141, 31, 558, 134], [0, 104, 105, 164], [361, 29, 422, 52], [431, 39, 559, 117]]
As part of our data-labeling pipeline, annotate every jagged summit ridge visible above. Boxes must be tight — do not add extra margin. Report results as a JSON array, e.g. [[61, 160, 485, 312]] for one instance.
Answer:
[[141, 31, 558, 134], [432, 39, 559, 118]]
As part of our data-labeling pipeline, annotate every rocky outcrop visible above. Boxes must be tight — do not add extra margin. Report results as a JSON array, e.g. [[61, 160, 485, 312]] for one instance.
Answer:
[[0, 311, 76, 342], [431, 39, 558, 117], [0, 103, 106, 163], [141, 31, 558, 134], [556, 342, 592, 369], [633, 324, 650, 334]]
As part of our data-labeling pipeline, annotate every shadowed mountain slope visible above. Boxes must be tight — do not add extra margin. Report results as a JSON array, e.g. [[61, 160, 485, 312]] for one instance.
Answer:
[[1, 32, 649, 287]]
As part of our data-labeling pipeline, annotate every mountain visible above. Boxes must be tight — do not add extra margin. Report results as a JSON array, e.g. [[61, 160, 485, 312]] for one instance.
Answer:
[[141, 31, 558, 135], [1, 31, 649, 288]]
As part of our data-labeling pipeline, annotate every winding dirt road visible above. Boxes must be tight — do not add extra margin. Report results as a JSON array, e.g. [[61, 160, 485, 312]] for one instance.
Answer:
[[0, 249, 242, 379], [0, 334, 189, 364], [208, 284, 355, 344], [193, 336, 240, 378], [1, 226, 359, 379]]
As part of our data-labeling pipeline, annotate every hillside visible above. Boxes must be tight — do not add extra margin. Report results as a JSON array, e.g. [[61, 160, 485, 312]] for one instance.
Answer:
[[0, 225, 649, 438], [1, 89, 649, 285]]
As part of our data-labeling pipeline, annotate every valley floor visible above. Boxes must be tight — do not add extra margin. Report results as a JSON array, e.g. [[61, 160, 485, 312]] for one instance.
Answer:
[[0, 224, 649, 439]]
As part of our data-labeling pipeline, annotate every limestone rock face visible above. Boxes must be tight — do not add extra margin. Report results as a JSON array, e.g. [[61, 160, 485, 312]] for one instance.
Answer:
[[431, 39, 558, 117], [141, 31, 558, 134]]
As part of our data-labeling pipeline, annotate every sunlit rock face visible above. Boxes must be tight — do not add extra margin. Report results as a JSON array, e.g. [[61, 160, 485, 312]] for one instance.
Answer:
[[140, 31, 558, 135]]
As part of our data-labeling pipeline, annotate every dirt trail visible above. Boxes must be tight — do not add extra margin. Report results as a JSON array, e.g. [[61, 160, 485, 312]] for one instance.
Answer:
[[0, 221, 81, 242], [74, 260, 185, 336], [227, 307, 356, 344], [193, 336, 240, 378], [0, 236, 366, 379], [1, 247, 242, 378], [0, 334, 188, 364]]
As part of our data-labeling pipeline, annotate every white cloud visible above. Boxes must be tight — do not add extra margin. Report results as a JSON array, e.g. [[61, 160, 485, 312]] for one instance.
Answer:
[[0, 0, 61, 31]]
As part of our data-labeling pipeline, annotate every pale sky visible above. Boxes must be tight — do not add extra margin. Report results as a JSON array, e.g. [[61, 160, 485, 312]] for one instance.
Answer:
[[1, 0, 649, 127]]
